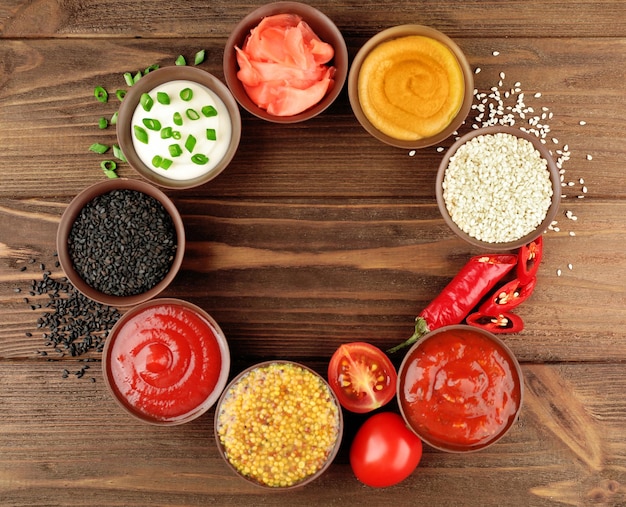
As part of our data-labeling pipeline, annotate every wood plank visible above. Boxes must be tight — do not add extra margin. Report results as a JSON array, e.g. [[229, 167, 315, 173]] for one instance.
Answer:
[[1, 196, 625, 362], [0, 37, 624, 199], [1, 0, 625, 38], [0, 361, 625, 506]]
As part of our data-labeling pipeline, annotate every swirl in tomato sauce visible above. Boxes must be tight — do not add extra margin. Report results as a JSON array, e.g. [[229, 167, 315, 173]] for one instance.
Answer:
[[106, 302, 227, 423]]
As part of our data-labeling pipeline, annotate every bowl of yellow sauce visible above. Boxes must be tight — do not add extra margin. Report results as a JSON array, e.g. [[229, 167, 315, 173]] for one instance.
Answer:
[[348, 25, 473, 149]]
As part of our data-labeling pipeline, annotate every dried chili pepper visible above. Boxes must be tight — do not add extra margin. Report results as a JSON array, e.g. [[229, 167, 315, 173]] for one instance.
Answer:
[[387, 254, 517, 354], [466, 311, 524, 334], [517, 236, 543, 284], [479, 276, 537, 314]]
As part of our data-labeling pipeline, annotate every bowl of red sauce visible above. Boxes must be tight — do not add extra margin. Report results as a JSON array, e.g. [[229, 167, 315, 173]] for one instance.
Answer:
[[102, 298, 230, 425], [223, 1, 348, 123], [397, 325, 523, 452]]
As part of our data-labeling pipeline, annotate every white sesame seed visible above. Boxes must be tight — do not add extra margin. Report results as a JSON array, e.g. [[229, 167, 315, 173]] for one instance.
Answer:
[[582, 186, 588, 193], [587, 154, 593, 161], [568, 263, 573, 270], [552, 138, 559, 144], [408, 150, 416, 157], [534, 92, 542, 98], [579, 178, 585, 184], [493, 51, 500, 56], [569, 231, 576, 236], [437, 146, 445, 153], [474, 67, 482, 74], [557, 269, 562, 277], [579, 120, 586, 126]]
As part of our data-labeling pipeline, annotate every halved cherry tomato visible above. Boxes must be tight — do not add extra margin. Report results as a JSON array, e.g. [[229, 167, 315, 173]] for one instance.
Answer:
[[350, 412, 423, 488], [327, 342, 397, 413]]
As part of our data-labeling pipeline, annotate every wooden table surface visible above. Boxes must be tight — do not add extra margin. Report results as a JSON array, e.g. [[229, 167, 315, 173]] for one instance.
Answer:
[[1, 1, 625, 505]]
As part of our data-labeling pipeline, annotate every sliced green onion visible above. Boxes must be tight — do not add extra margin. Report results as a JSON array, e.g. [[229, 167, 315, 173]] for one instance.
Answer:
[[103, 169, 119, 179], [116, 89, 127, 101], [186, 108, 200, 120], [161, 127, 173, 139], [89, 143, 109, 154], [134, 125, 149, 144], [133, 71, 142, 84], [160, 158, 173, 170], [140, 93, 154, 112], [142, 118, 162, 131], [185, 134, 197, 153], [100, 160, 117, 171], [173, 112, 183, 126], [110, 111, 119, 125], [180, 88, 193, 101], [191, 154, 209, 165], [168, 144, 183, 157], [98, 117, 108, 129], [175, 55, 186, 66], [94, 86, 108, 103], [202, 105, 218, 117], [194, 49, 206, 65], [152, 155, 163, 168], [157, 92, 170, 105], [144, 63, 159, 74], [112, 144, 126, 162], [172, 131, 182, 140], [206, 128, 217, 141], [123, 72, 134, 86]]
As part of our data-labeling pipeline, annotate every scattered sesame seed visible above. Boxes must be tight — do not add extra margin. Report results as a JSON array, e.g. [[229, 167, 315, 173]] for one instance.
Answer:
[[557, 269, 562, 276], [586, 154, 593, 161], [582, 186, 588, 193], [579, 120, 587, 126], [436, 146, 445, 153], [534, 92, 542, 98], [568, 263, 573, 270], [492, 51, 500, 56], [408, 150, 416, 157], [474, 67, 482, 74], [569, 231, 576, 236]]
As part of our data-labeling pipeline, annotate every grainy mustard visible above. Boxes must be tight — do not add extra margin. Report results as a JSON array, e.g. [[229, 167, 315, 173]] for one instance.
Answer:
[[216, 362, 341, 488]]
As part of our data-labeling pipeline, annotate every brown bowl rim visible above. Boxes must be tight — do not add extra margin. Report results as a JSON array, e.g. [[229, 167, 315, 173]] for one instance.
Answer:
[[396, 324, 524, 453], [435, 125, 562, 251], [56, 178, 185, 307], [214, 360, 344, 489], [348, 24, 474, 149], [223, 1, 348, 124], [116, 66, 241, 190], [102, 297, 231, 426]]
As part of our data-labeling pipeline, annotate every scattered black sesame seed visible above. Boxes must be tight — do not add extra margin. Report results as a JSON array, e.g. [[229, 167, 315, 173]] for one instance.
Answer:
[[20, 266, 27, 272]]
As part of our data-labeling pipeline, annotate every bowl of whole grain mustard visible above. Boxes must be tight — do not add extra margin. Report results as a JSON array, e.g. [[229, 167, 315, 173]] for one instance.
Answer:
[[436, 126, 561, 250], [214, 361, 343, 489], [348, 25, 473, 149]]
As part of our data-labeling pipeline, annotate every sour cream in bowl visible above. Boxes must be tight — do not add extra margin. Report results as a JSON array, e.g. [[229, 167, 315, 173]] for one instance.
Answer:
[[117, 66, 241, 189]]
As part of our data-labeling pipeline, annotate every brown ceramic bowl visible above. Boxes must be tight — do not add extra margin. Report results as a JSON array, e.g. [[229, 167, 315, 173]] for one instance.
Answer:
[[348, 25, 473, 149], [117, 66, 241, 189], [102, 298, 230, 425], [436, 126, 561, 250], [56, 178, 185, 307], [223, 1, 348, 123], [214, 361, 343, 489], [397, 325, 524, 453]]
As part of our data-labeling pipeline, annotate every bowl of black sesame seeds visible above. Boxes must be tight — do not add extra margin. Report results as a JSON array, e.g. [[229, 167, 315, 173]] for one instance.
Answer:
[[436, 126, 561, 250], [56, 178, 185, 307]]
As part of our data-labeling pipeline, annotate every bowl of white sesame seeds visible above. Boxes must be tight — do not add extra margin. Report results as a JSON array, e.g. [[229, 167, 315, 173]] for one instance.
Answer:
[[214, 361, 343, 489], [436, 126, 561, 250]]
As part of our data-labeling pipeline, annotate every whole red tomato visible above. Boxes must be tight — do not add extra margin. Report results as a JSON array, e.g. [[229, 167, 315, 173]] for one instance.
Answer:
[[327, 342, 397, 413], [350, 412, 423, 488]]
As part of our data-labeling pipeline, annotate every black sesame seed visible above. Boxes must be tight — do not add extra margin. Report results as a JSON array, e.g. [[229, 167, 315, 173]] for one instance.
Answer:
[[67, 189, 177, 297]]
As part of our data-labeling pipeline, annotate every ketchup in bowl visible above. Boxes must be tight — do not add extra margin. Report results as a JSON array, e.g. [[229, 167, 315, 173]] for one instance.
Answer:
[[103, 299, 230, 425], [397, 325, 523, 452]]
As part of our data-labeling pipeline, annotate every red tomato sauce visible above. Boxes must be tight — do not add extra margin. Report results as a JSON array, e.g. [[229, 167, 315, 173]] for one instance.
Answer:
[[400, 327, 521, 449], [108, 303, 223, 422]]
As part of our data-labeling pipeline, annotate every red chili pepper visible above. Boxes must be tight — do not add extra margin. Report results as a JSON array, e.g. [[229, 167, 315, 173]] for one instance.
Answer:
[[517, 236, 543, 284], [466, 311, 524, 334], [479, 276, 537, 314], [387, 254, 517, 354]]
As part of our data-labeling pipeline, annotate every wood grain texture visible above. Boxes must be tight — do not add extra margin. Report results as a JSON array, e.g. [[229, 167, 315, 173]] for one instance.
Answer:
[[1, 0, 625, 505]]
